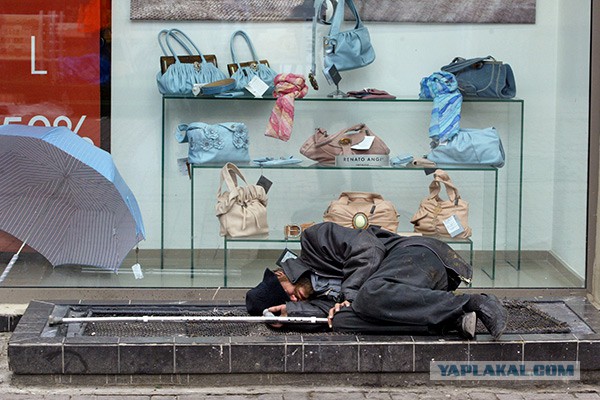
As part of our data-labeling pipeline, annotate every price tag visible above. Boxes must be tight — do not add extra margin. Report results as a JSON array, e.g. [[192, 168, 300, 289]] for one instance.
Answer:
[[177, 158, 190, 177], [351, 136, 375, 150], [443, 215, 465, 237], [245, 76, 269, 97], [131, 263, 144, 279]]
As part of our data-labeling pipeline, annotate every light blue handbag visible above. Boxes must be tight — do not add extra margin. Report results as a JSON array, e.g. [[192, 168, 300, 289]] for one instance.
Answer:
[[317, 0, 375, 74], [426, 127, 505, 168], [156, 29, 227, 95], [227, 30, 278, 90], [175, 122, 250, 165]]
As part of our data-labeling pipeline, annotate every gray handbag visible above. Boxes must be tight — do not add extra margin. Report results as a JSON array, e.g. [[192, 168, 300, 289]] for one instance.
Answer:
[[441, 56, 516, 98]]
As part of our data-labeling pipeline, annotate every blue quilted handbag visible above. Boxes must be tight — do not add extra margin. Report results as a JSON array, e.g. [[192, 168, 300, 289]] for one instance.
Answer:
[[426, 127, 505, 168], [175, 122, 251, 165]]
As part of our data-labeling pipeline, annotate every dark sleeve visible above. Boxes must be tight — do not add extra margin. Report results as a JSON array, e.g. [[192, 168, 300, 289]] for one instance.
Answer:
[[285, 298, 334, 318], [301, 222, 387, 302]]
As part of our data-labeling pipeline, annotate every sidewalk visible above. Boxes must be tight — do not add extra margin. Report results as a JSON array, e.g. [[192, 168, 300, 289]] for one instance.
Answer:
[[2, 333, 600, 400]]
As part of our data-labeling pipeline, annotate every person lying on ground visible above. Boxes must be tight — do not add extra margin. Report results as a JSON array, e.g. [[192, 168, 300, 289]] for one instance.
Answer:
[[246, 221, 508, 339]]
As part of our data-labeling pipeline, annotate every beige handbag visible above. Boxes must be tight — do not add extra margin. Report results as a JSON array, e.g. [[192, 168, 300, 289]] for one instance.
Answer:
[[410, 169, 472, 239], [323, 192, 399, 232], [215, 163, 269, 237], [300, 123, 390, 165]]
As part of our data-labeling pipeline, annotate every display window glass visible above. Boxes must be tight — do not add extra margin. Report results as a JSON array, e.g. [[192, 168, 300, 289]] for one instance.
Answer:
[[0, 0, 593, 291]]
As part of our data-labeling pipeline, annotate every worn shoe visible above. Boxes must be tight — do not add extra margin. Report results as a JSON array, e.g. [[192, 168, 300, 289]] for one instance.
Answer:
[[457, 311, 477, 340], [468, 294, 508, 339]]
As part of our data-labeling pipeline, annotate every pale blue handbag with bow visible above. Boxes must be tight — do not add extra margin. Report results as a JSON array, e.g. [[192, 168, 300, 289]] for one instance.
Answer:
[[175, 122, 251, 165], [227, 30, 278, 90], [426, 127, 505, 168]]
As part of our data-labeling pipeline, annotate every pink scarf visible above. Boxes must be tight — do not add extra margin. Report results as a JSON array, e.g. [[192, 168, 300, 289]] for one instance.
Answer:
[[265, 73, 308, 142]]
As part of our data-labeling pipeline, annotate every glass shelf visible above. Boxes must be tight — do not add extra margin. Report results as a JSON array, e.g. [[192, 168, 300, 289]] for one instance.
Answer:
[[164, 93, 524, 104], [191, 162, 498, 172], [161, 94, 523, 287]]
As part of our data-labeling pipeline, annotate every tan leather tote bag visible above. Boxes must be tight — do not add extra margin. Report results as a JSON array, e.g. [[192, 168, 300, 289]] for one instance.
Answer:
[[323, 191, 399, 232], [300, 123, 390, 165], [215, 162, 269, 237], [410, 169, 472, 239]]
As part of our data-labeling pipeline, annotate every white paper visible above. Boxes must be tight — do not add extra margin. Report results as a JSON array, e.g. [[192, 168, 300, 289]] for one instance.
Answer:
[[131, 263, 144, 279], [177, 158, 189, 176], [443, 214, 465, 238], [351, 136, 375, 150], [245, 76, 269, 97]]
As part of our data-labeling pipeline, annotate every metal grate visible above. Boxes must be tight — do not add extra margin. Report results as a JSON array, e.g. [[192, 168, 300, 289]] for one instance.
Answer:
[[77, 300, 570, 338]]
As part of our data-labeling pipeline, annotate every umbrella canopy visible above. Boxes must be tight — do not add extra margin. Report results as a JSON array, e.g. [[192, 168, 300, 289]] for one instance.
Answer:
[[0, 124, 145, 271]]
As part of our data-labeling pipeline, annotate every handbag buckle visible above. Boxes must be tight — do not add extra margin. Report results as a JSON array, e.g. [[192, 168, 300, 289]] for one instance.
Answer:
[[352, 212, 369, 230], [193, 61, 201, 72], [338, 138, 352, 146], [249, 62, 258, 71]]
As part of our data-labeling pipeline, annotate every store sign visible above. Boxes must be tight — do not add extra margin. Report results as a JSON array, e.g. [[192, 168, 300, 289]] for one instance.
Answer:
[[0, 1, 109, 148]]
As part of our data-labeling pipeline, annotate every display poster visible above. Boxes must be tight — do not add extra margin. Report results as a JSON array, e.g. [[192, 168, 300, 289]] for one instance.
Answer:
[[0, 0, 111, 150]]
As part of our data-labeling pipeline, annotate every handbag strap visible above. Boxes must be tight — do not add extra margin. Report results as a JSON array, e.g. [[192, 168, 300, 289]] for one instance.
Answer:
[[428, 170, 461, 204], [163, 28, 208, 64], [441, 55, 495, 74], [218, 162, 249, 197], [230, 30, 260, 66], [329, 0, 364, 36]]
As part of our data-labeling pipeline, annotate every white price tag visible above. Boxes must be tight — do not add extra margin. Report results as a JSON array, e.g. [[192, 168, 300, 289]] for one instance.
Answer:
[[131, 263, 144, 279], [443, 214, 465, 238], [177, 158, 189, 177], [245, 76, 269, 97], [351, 136, 375, 150]]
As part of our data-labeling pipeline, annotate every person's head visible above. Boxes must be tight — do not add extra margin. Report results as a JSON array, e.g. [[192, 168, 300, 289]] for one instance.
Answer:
[[273, 268, 314, 302], [245, 267, 314, 316]]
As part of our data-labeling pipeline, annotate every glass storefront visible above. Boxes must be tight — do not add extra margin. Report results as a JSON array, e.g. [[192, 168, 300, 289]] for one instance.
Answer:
[[0, 1, 593, 291]]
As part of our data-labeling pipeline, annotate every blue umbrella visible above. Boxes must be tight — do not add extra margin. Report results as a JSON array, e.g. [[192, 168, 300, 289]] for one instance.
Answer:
[[0, 125, 145, 279]]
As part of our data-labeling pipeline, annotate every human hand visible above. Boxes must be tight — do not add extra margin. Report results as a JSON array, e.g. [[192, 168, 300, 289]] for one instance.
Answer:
[[267, 304, 287, 328], [327, 300, 351, 328]]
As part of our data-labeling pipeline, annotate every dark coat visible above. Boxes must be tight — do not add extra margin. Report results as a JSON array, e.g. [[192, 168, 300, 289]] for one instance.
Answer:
[[282, 222, 472, 318]]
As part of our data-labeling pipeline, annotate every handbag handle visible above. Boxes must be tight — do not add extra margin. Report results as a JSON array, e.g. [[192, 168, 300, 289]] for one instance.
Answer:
[[218, 162, 249, 197], [313, 123, 369, 149], [340, 192, 384, 204], [230, 30, 261, 66], [329, 0, 365, 36], [162, 28, 208, 64], [428, 170, 462, 204], [442, 55, 495, 74]]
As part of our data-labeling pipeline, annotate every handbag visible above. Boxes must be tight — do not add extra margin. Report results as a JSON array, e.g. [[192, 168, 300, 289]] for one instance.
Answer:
[[227, 30, 278, 90], [410, 169, 472, 239], [441, 56, 516, 99], [156, 28, 227, 95], [323, 192, 399, 233], [216, 162, 269, 238], [175, 122, 250, 165], [310, 0, 375, 87], [426, 127, 505, 168], [300, 123, 390, 165]]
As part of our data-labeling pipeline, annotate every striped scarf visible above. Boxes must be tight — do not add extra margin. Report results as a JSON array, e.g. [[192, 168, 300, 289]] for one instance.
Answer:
[[419, 71, 462, 142], [265, 73, 308, 142]]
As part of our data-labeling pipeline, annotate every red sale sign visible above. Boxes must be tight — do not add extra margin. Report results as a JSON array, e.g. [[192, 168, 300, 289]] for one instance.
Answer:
[[0, 0, 110, 148]]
